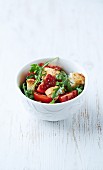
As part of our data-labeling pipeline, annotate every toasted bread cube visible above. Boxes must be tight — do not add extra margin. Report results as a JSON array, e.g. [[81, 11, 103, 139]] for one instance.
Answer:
[[44, 67, 60, 77], [45, 86, 65, 101], [69, 73, 85, 87], [45, 86, 58, 98], [26, 79, 35, 91]]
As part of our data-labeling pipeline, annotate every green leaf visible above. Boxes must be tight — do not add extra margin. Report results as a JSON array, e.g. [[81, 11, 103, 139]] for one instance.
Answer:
[[30, 64, 41, 73], [75, 85, 84, 95], [50, 99, 56, 104], [56, 71, 68, 81], [66, 79, 73, 92], [33, 68, 43, 89], [26, 74, 35, 80], [52, 86, 60, 98], [21, 83, 34, 100], [29, 64, 43, 89], [56, 71, 73, 92], [56, 81, 62, 86], [50, 86, 65, 103]]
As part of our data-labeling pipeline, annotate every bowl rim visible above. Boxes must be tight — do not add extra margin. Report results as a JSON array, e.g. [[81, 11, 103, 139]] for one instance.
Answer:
[[16, 57, 88, 106]]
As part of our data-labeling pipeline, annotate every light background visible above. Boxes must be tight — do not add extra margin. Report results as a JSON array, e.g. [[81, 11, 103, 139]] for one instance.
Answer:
[[0, 0, 103, 169]]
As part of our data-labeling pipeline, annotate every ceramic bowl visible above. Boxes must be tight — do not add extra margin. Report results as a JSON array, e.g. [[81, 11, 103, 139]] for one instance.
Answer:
[[16, 57, 88, 121]]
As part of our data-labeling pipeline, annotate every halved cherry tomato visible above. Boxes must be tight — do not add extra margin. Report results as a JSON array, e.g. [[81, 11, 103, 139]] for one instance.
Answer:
[[34, 92, 52, 103], [58, 90, 78, 102]]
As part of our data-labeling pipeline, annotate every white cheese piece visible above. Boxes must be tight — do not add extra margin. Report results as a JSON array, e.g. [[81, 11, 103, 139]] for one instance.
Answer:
[[26, 79, 35, 91]]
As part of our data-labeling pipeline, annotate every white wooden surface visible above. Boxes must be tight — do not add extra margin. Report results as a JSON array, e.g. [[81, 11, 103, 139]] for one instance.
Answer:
[[0, 0, 103, 169]]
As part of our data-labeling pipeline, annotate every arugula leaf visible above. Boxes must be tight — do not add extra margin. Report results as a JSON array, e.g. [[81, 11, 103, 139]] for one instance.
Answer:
[[56, 71, 72, 92], [25, 90, 34, 99], [50, 86, 65, 104], [33, 69, 43, 88], [75, 85, 84, 95], [28, 64, 43, 89], [21, 83, 34, 100], [52, 86, 60, 98], [66, 79, 73, 92], [50, 99, 56, 104], [56, 81, 62, 86], [26, 74, 35, 80], [30, 64, 41, 73], [56, 71, 67, 81]]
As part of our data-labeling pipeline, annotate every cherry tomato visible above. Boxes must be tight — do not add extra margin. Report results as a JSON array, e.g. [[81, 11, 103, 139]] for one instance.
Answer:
[[38, 63, 44, 67], [34, 92, 52, 103], [59, 90, 78, 102]]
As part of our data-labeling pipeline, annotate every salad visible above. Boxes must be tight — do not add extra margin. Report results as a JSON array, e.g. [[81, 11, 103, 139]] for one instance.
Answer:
[[20, 57, 85, 104]]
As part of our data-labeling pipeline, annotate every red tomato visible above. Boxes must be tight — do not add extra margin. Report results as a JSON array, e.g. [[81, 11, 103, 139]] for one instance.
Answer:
[[59, 90, 78, 103], [37, 74, 56, 94], [27, 72, 35, 76], [46, 65, 61, 70], [37, 82, 46, 93], [38, 63, 44, 67], [38, 62, 61, 70], [34, 92, 52, 103]]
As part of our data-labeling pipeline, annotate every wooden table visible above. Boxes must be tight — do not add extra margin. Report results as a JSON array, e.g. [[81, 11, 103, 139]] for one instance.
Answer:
[[0, 0, 103, 169]]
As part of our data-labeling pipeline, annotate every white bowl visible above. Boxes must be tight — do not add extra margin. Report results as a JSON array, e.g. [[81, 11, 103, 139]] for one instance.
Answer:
[[16, 57, 88, 121]]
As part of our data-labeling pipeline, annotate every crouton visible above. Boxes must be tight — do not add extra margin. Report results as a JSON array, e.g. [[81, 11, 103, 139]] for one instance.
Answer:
[[26, 79, 35, 91], [69, 73, 85, 87], [44, 67, 60, 77], [45, 86, 58, 98]]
